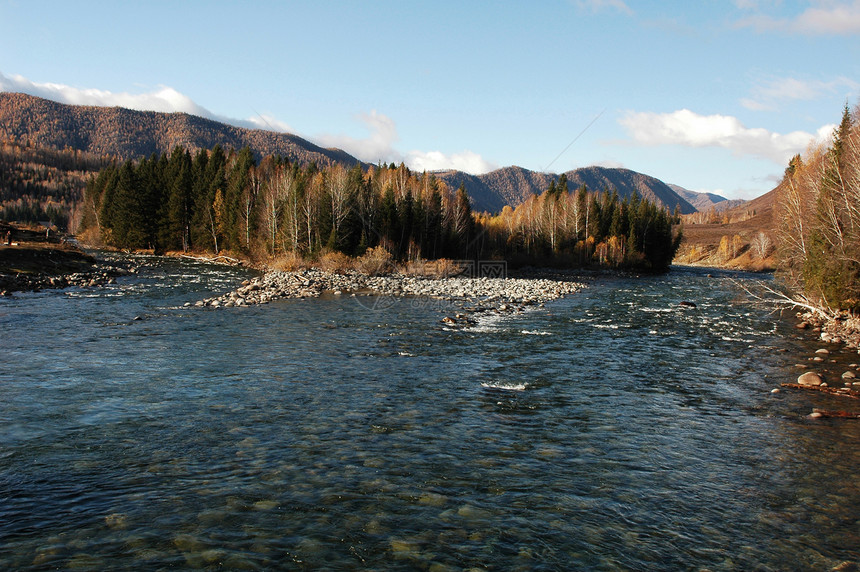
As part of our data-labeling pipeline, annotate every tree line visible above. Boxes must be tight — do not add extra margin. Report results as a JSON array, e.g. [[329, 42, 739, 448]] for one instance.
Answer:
[[479, 174, 681, 270], [80, 145, 682, 271], [776, 103, 860, 310]]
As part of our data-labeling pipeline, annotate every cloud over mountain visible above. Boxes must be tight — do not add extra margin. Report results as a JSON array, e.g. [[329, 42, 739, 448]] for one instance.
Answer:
[[316, 110, 496, 174], [0, 72, 495, 175]]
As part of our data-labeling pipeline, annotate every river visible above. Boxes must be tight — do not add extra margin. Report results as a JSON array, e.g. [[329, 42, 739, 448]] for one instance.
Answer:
[[1, 256, 859, 570]]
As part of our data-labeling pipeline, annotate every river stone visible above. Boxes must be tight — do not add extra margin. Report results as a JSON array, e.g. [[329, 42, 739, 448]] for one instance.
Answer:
[[815, 348, 830, 355], [798, 372, 824, 386], [842, 371, 857, 380]]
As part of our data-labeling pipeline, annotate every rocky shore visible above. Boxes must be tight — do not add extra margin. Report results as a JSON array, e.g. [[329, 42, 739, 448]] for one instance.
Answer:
[[0, 244, 127, 296], [795, 310, 860, 349], [195, 268, 585, 322], [0, 268, 121, 295]]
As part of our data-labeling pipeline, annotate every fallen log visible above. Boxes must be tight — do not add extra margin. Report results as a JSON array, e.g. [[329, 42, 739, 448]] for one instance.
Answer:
[[180, 254, 242, 265], [781, 383, 860, 399], [811, 409, 860, 419]]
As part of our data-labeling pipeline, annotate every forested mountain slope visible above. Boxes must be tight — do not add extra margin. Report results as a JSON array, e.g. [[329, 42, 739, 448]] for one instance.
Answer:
[[0, 92, 359, 167]]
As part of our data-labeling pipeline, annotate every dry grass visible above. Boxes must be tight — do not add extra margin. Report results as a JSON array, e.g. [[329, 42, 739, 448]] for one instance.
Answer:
[[270, 251, 309, 272]]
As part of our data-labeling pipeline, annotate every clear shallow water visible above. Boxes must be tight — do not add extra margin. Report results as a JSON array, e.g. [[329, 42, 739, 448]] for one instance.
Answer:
[[1, 258, 859, 570]]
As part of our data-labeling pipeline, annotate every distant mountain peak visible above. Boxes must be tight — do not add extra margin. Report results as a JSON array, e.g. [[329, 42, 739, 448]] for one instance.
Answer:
[[436, 164, 697, 214]]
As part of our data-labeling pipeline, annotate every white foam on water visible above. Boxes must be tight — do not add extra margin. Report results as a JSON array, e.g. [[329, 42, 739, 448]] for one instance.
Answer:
[[481, 381, 529, 391], [467, 312, 508, 333], [521, 330, 551, 336]]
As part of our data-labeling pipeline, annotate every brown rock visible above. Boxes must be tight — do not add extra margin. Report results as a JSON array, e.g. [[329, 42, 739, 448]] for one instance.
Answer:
[[798, 372, 824, 386]]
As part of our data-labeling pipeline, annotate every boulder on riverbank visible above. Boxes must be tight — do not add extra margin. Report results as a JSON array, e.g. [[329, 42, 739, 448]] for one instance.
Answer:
[[797, 371, 824, 386]]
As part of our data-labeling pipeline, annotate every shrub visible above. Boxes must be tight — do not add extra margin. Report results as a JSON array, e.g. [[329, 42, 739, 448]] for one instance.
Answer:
[[356, 246, 392, 276], [318, 249, 352, 273]]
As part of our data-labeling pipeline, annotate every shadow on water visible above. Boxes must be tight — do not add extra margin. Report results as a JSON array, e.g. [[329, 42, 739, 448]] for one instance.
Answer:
[[1, 258, 859, 569]]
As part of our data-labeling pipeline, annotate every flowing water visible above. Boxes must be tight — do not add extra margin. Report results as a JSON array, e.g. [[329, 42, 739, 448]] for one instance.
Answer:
[[1, 256, 859, 570]]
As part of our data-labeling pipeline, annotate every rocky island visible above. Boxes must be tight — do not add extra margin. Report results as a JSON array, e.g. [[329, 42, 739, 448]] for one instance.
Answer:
[[195, 268, 586, 324]]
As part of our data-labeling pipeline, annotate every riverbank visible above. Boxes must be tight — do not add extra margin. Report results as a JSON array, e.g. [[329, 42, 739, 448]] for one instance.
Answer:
[[795, 310, 860, 349], [195, 268, 586, 323], [0, 242, 127, 295]]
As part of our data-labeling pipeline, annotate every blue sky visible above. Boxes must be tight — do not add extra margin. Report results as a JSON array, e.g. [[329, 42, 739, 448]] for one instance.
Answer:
[[1, 1, 858, 200]]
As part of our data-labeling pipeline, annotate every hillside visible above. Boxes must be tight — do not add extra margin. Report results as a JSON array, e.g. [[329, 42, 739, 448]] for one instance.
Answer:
[[434, 167, 555, 213], [674, 188, 775, 270], [0, 92, 360, 167], [669, 184, 745, 213], [437, 165, 696, 214], [565, 166, 696, 214]]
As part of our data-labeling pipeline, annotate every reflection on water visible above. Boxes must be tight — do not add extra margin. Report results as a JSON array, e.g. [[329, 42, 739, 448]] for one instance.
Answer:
[[1, 259, 859, 570]]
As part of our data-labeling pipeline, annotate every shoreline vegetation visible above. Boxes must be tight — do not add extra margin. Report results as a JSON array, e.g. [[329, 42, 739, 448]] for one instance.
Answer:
[[78, 147, 681, 274], [0, 220, 590, 322]]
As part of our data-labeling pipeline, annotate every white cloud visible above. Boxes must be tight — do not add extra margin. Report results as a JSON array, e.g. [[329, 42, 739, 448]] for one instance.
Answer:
[[736, 0, 860, 35], [0, 71, 213, 116], [245, 113, 294, 133], [316, 110, 401, 163], [619, 108, 833, 164], [573, 0, 633, 15], [406, 150, 497, 174], [316, 110, 496, 174], [742, 76, 860, 110]]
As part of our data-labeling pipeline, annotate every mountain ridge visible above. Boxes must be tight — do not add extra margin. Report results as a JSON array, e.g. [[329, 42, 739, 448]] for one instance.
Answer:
[[0, 91, 359, 167], [436, 165, 698, 214], [2, 91, 722, 215]]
